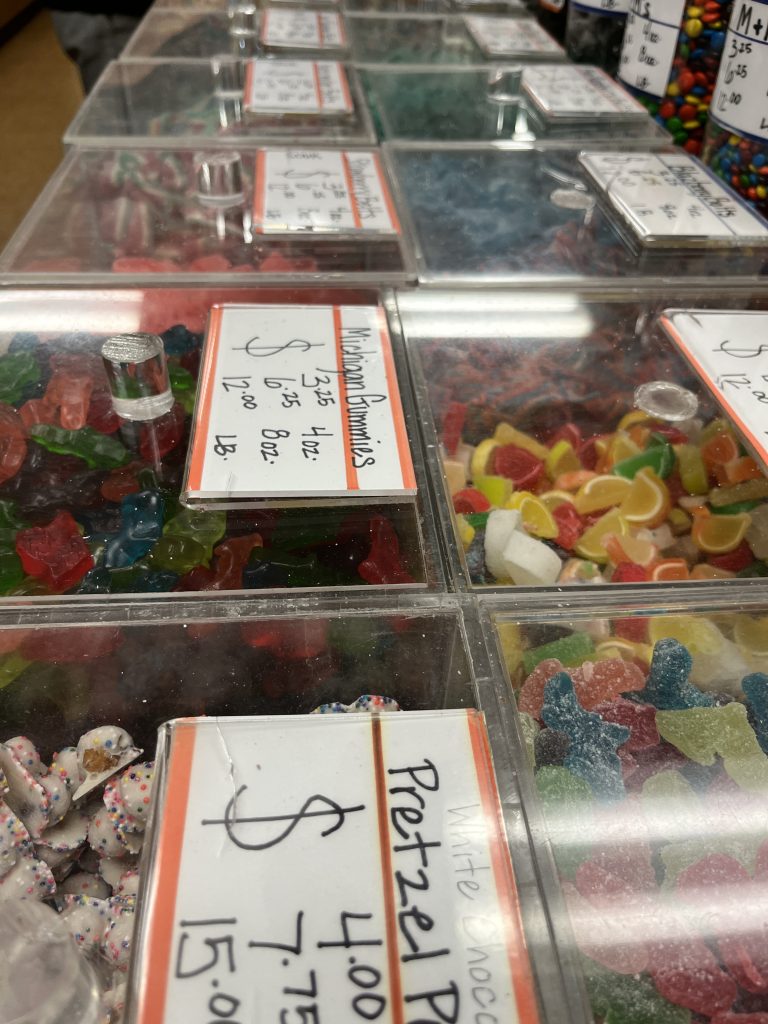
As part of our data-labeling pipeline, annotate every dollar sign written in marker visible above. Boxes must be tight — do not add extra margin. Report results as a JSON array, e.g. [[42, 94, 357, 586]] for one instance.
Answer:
[[235, 337, 323, 359], [201, 785, 366, 851], [718, 338, 768, 359]]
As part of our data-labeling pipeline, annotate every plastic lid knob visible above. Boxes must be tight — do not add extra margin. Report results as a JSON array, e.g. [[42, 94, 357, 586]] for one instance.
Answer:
[[101, 332, 174, 422], [634, 381, 700, 423]]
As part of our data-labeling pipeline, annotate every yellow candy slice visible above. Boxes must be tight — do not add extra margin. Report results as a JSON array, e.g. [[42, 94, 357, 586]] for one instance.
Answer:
[[493, 423, 549, 460], [470, 438, 499, 481], [618, 468, 670, 527], [691, 513, 751, 554], [507, 492, 558, 539], [648, 614, 723, 656], [540, 489, 576, 510], [574, 508, 629, 564], [734, 615, 768, 656], [573, 474, 632, 515], [545, 440, 581, 481]]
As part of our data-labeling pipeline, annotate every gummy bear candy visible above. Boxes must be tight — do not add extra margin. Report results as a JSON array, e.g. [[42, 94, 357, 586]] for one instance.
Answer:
[[357, 514, 415, 585], [0, 351, 40, 406], [29, 424, 130, 471], [640, 639, 716, 710], [541, 673, 630, 800], [0, 404, 27, 486], [15, 510, 94, 593], [743, 673, 768, 756], [103, 492, 165, 570], [163, 508, 225, 564]]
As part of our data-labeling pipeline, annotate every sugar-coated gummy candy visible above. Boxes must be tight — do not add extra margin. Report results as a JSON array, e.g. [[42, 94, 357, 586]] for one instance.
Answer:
[[570, 659, 646, 711], [519, 657, 564, 718], [641, 638, 716, 710], [542, 673, 630, 800], [535, 766, 594, 878], [534, 727, 569, 768], [743, 673, 768, 755], [585, 958, 692, 1024], [518, 712, 539, 769], [522, 631, 595, 675]]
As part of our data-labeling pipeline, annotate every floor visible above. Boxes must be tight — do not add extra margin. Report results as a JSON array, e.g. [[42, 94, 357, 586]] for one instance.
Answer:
[[0, 10, 83, 249]]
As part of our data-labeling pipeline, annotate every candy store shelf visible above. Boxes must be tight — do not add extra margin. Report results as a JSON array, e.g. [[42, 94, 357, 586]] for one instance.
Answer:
[[479, 581, 768, 1024], [383, 141, 768, 285], [396, 285, 768, 592], [0, 146, 414, 284], [64, 60, 375, 149], [361, 65, 670, 143], [346, 13, 486, 65], [0, 287, 443, 603]]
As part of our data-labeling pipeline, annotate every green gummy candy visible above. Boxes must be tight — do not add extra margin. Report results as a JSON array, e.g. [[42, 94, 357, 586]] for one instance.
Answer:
[[0, 652, 31, 691], [0, 500, 27, 546], [738, 560, 768, 578], [661, 836, 765, 887], [465, 512, 490, 530], [518, 712, 538, 770], [584, 959, 690, 1024], [523, 632, 595, 675], [168, 363, 194, 392], [148, 536, 208, 573], [613, 443, 675, 480], [29, 424, 131, 470], [0, 549, 25, 595], [713, 499, 764, 515], [0, 351, 40, 405], [164, 509, 226, 562], [656, 703, 768, 791], [536, 766, 593, 877]]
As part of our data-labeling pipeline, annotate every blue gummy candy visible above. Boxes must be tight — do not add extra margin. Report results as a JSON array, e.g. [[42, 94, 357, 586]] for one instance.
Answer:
[[541, 672, 629, 801], [743, 673, 768, 755], [638, 638, 715, 710], [104, 491, 165, 569]]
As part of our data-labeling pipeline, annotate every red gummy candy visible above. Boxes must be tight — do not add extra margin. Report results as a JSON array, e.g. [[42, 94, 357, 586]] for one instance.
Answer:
[[612, 562, 648, 583], [0, 404, 27, 486], [0, 629, 33, 655], [518, 658, 564, 718], [241, 619, 328, 659], [358, 515, 415, 585], [650, 934, 738, 1015], [563, 879, 650, 975], [112, 257, 181, 273], [570, 659, 646, 710], [708, 540, 755, 573], [613, 616, 650, 643], [593, 697, 659, 751], [15, 511, 94, 593], [441, 402, 467, 457], [44, 371, 93, 430], [548, 422, 582, 449], [100, 464, 142, 503], [18, 398, 57, 430], [19, 626, 122, 663], [713, 1016, 768, 1024], [453, 488, 491, 514], [187, 254, 232, 272], [491, 445, 544, 488], [578, 435, 608, 471], [552, 502, 584, 550], [180, 534, 262, 592], [139, 402, 186, 461], [86, 388, 120, 434]]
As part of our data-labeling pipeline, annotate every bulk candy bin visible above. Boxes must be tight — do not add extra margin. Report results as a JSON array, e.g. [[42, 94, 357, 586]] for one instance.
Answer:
[[397, 286, 768, 591], [362, 64, 666, 142], [565, 0, 627, 75], [0, 146, 414, 283], [384, 142, 768, 284], [483, 583, 768, 1024], [64, 60, 375, 149], [0, 594, 572, 1024], [346, 13, 486, 63], [0, 287, 442, 601]]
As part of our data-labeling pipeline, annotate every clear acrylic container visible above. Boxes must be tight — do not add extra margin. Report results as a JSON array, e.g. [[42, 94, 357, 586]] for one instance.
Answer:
[[0, 286, 442, 602], [383, 142, 768, 284], [482, 582, 768, 1024], [64, 60, 375, 149], [565, 1, 627, 76], [0, 594, 571, 1024], [0, 145, 413, 283], [397, 285, 768, 592], [362, 64, 667, 142], [123, 8, 263, 59], [462, 13, 566, 60], [346, 13, 486, 64], [344, 0, 452, 11]]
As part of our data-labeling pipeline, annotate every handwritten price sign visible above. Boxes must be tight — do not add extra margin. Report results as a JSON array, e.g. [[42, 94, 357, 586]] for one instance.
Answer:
[[128, 712, 538, 1024], [660, 309, 768, 471], [183, 305, 415, 507]]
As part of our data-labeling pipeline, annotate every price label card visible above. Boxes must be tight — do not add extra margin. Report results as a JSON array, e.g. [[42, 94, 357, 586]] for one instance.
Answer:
[[710, 0, 768, 143], [253, 149, 401, 235], [260, 9, 347, 50], [660, 310, 768, 470], [184, 304, 416, 505], [618, 0, 686, 98], [523, 64, 647, 119], [244, 59, 352, 114], [129, 711, 538, 1024], [579, 151, 768, 246], [571, 0, 628, 14], [464, 15, 564, 57]]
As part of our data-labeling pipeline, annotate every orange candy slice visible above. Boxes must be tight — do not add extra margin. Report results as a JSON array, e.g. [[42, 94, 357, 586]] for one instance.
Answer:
[[574, 474, 632, 515], [650, 559, 690, 582], [604, 531, 658, 568], [691, 512, 751, 554]]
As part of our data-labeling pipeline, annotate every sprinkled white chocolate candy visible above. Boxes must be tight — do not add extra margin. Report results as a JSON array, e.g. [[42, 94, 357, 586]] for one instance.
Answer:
[[58, 894, 109, 952], [102, 980, 128, 1023], [50, 747, 83, 791], [0, 743, 51, 839], [35, 802, 91, 853], [36, 844, 79, 878], [312, 694, 401, 714], [59, 870, 111, 900], [103, 899, 135, 972], [0, 854, 55, 900], [74, 727, 142, 801], [40, 772, 71, 828], [116, 869, 140, 899], [104, 762, 154, 834], [88, 811, 127, 859], [0, 800, 32, 877], [4, 737, 44, 776], [98, 855, 136, 892]]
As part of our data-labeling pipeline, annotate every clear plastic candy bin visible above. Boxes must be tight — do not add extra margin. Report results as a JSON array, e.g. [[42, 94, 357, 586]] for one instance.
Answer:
[[0, 287, 441, 602], [484, 583, 768, 1024], [346, 13, 485, 64], [397, 286, 768, 591], [0, 146, 413, 284], [0, 594, 568, 1024], [64, 60, 375, 149], [362, 64, 668, 142], [384, 142, 768, 284]]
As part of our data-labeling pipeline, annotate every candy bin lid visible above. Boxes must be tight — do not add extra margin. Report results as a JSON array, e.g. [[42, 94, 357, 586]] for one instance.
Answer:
[[122, 8, 263, 60], [346, 13, 486, 66], [0, 144, 415, 284], [0, 593, 570, 1024], [395, 285, 768, 592], [383, 142, 768, 285], [361, 64, 669, 143], [0, 285, 443, 604], [64, 59, 375, 148], [461, 13, 566, 61], [480, 580, 768, 1024]]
